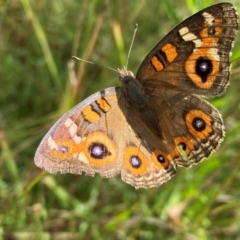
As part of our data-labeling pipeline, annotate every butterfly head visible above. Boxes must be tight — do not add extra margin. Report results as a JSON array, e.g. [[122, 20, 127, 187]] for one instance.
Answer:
[[118, 67, 135, 83]]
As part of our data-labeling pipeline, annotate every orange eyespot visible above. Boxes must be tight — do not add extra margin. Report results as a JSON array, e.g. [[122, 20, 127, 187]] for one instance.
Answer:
[[123, 146, 148, 176], [185, 110, 212, 139], [83, 131, 117, 167], [173, 136, 193, 158], [151, 149, 171, 169]]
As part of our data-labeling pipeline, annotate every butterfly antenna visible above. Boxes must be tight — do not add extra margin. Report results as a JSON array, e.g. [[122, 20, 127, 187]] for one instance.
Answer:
[[126, 23, 138, 69], [72, 56, 119, 73]]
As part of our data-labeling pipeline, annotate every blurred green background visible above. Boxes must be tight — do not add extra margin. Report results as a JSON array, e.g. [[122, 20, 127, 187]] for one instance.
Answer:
[[1, 0, 240, 239]]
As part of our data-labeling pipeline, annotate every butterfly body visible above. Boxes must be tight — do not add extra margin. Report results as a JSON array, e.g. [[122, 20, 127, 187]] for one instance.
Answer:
[[35, 3, 238, 188]]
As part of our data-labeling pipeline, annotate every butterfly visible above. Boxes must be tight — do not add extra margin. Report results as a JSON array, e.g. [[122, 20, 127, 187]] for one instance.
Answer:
[[34, 3, 239, 188]]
